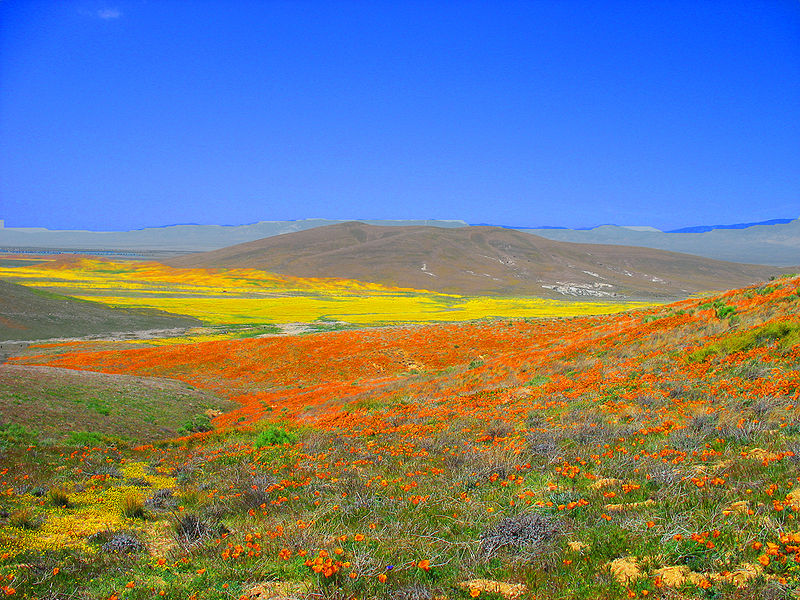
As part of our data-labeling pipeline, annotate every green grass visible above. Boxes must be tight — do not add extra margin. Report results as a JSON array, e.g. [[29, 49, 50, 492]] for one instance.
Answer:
[[687, 318, 800, 362], [0, 365, 235, 444]]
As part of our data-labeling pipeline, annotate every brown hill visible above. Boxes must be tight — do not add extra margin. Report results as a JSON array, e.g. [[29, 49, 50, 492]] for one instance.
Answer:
[[167, 222, 793, 299], [0, 279, 200, 342]]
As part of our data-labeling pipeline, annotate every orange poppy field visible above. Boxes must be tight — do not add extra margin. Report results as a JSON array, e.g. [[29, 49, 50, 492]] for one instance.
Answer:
[[1, 271, 799, 599]]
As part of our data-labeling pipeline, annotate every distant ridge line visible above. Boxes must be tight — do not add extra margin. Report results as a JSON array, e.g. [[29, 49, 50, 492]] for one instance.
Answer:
[[667, 218, 795, 233]]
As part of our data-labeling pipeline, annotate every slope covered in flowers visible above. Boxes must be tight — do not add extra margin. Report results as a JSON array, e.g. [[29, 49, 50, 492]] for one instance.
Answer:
[[1, 275, 799, 599]]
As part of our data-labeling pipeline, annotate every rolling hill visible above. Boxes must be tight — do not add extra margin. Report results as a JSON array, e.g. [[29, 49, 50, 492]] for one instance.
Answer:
[[0, 279, 201, 342], [168, 222, 793, 299]]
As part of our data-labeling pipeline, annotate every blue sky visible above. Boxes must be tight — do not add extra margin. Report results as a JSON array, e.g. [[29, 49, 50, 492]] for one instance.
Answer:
[[1, 1, 798, 231]]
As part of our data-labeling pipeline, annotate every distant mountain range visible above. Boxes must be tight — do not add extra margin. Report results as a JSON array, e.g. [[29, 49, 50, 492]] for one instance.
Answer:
[[1, 217, 798, 266], [522, 218, 800, 266], [664, 218, 795, 233], [167, 222, 791, 300], [0, 219, 467, 255]]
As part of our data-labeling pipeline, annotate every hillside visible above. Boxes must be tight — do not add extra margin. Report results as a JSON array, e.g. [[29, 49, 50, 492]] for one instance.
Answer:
[[0, 364, 234, 443], [168, 222, 792, 299], [4, 275, 799, 599], [0, 278, 201, 341]]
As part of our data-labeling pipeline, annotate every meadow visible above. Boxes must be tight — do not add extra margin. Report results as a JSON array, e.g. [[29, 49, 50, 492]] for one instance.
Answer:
[[0, 258, 798, 599], [0, 257, 652, 332]]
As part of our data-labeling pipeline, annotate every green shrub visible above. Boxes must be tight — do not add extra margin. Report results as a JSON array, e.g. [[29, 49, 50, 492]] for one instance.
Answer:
[[254, 425, 298, 448], [715, 304, 736, 319], [178, 414, 213, 434]]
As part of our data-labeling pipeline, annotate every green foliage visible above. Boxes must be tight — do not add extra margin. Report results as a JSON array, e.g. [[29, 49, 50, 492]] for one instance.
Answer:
[[226, 323, 282, 338], [85, 398, 111, 415], [698, 299, 736, 319], [178, 414, 213, 434], [253, 425, 298, 448], [755, 285, 777, 296], [349, 394, 410, 412], [0, 422, 38, 448], [687, 319, 800, 362], [67, 430, 104, 447], [714, 304, 736, 319]]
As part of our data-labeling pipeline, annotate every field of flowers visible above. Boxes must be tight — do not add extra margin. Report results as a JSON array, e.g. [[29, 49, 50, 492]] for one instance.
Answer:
[[0, 270, 799, 599], [0, 257, 651, 329]]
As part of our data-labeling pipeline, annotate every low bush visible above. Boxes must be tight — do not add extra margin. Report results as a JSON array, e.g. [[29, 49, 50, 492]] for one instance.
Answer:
[[178, 414, 213, 434], [9, 507, 40, 529], [253, 425, 297, 448]]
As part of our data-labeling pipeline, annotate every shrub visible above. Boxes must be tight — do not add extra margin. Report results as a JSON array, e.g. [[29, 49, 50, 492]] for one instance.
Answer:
[[480, 512, 561, 558], [254, 425, 297, 448], [89, 530, 144, 554], [175, 513, 210, 545], [178, 414, 213, 434], [145, 488, 174, 509], [715, 304, 736, 319]]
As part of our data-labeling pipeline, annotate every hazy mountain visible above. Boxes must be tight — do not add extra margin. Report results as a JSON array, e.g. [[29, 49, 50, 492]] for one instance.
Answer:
[[167, 222, 791, 300], [521, 218, 800, 266], [0, 219, 467, 253], [3, 217, 798, 266], [666, 218, 795, 233]]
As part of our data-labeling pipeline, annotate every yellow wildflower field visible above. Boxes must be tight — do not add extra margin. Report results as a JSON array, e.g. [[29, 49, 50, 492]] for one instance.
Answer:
[[0, 257, 654, 325]]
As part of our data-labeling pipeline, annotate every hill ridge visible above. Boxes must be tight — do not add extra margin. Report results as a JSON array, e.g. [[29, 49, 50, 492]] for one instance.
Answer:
[[167, 222, 793, 300]]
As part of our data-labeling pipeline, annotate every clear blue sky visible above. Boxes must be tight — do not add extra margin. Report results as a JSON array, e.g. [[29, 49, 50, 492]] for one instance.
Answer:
[[1, 1, 798, 231]]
